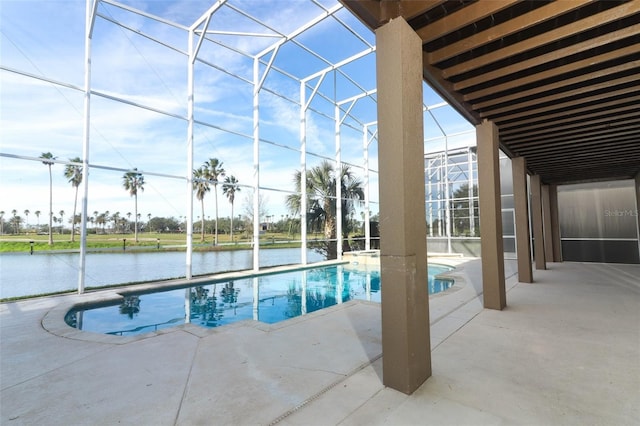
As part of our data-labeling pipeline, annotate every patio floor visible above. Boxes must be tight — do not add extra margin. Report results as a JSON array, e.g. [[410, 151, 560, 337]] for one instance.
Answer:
[[1, 258, 638, 425]]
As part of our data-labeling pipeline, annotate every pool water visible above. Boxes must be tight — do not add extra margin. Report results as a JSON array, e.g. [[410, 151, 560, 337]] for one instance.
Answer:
[[65, 264, 454, 336]]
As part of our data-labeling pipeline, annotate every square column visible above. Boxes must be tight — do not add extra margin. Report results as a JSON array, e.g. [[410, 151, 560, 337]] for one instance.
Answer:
[[530, 175, 546, 270], [376, 16, 430, 395], [541, 185, 554, 262], [512, 157, 532, 283], [549, 184, 562, 262], [477, 120, 506, 310]]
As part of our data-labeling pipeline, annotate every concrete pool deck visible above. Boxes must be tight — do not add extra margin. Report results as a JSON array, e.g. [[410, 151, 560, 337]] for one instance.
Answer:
[[1, 258, 639, 425]]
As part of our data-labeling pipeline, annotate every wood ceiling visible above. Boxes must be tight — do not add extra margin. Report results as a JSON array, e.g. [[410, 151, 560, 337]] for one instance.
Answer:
[[341, 0, 640, 184]]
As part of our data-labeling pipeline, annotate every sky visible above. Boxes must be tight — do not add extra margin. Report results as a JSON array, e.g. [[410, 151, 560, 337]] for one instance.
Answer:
[[0, 0, 474, 228]]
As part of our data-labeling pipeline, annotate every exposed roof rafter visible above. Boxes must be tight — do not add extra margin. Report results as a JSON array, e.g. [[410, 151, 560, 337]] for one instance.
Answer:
[[343, 0, 640, 184]]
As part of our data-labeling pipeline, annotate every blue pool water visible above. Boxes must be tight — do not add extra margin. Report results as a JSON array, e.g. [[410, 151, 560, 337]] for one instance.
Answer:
[[66, 264, 454, 335]]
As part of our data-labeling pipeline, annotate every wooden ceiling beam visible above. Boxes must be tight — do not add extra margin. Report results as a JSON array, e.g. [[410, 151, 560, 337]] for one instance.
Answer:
[[534, 169, 639, 184], [491, 85, 639, 123], [533, 159, 640, 171], [342, 0, 446, 29], [539, 157, 640, 167], [502, 111, 640, 142], [443, 2, 640, 79], [517, 134, 640, 157], [429, 0, 591, 64], [453, 23, 640, 91], [525, 146, 640, 162], [505, 118, 640, 146], [498, 94, 640, 129], [530, 165, 640, 176], [500, 103, 640, 136], [472, 61, 640, 111], [539, 166, 640, 173], [399, 1, 445, 21], [464, 43, 640, 101], [531, 155, 640, 166], [416, 0, 518, 44], [481, 73, 639, 117], [531, 167, 640, 181], [517, 142, 640, 161], [540, 165, 639, 173]]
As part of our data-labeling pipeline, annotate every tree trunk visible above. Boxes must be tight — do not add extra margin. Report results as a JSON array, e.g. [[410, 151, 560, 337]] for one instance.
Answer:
[[48, 166, 53, 245], [134, 194, 138, 243], [70, 186, 78, 242], [230, 202, 234, 242], [214, 185, 219, 245], [200, 199, 205, 242], [324, 215, 337, 260]]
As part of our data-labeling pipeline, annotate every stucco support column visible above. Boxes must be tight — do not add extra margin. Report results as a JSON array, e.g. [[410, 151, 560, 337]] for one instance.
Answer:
[[541, 185, 554, 263], [512, 157, 532, 283], [549, 184, 562, 262], [477, 120, 506, 310], [530, 175, 546, 270], [376, 17, 430, 394]]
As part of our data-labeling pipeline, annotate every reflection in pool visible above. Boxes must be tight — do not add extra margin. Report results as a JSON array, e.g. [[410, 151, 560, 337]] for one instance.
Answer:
[[65, 264, 454, 336]]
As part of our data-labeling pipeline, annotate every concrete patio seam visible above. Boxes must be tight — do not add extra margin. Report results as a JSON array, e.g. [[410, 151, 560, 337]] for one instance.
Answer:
[[268, 353, 384, 426], [172, 337, 202, 426]]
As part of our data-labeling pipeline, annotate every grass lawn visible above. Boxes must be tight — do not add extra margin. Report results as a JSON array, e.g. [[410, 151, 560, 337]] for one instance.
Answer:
[[0, 231, 303, 253]]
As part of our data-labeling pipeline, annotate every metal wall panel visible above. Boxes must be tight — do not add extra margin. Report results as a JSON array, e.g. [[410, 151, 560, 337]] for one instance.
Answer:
[[558, 180, 639, 264]]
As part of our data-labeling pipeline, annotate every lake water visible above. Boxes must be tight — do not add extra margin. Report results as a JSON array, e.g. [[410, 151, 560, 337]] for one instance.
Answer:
[[0, 248, 324, 299]]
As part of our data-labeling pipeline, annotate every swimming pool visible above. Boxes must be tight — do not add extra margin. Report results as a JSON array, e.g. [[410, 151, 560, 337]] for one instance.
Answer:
[[65, 263, 454, 336]]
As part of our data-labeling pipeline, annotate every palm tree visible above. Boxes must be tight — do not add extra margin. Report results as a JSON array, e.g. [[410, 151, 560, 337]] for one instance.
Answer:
[[64, 157, 82, 241], [93, 211, 99, 233], [222, 175, 240, 241], [97, 213, 107, 234], [23, 209, 30, 233], [58, 210, 65, 234], [0, 211, 4, 235], [286, 160, 364, 260], [35, 210, 41, 231], [123, 168, 145, 242], [11, 210, 18, 234], [11, 215, 22, 234], [204, 158, 225, 245], [193, 166, 210, 242], [40, 152, 56, 245], [104, 210, 110, 233], [112, 211, 120, 233]]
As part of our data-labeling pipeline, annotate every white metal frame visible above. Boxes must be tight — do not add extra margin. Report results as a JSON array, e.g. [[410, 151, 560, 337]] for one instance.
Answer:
[[3, 0, 382, 292], [0, 0, 480, 294]]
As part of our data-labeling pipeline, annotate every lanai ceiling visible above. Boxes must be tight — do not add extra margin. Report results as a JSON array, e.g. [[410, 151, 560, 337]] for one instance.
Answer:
[[341, 0, 640, 184]]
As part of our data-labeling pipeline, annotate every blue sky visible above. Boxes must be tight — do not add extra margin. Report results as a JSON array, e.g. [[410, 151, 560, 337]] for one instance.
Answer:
[[0, 0, 474, 226]]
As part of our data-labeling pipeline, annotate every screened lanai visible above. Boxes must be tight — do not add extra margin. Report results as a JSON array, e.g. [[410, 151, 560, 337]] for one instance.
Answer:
[[0, 0, 471, 297], [2, 0, 639, 406]]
